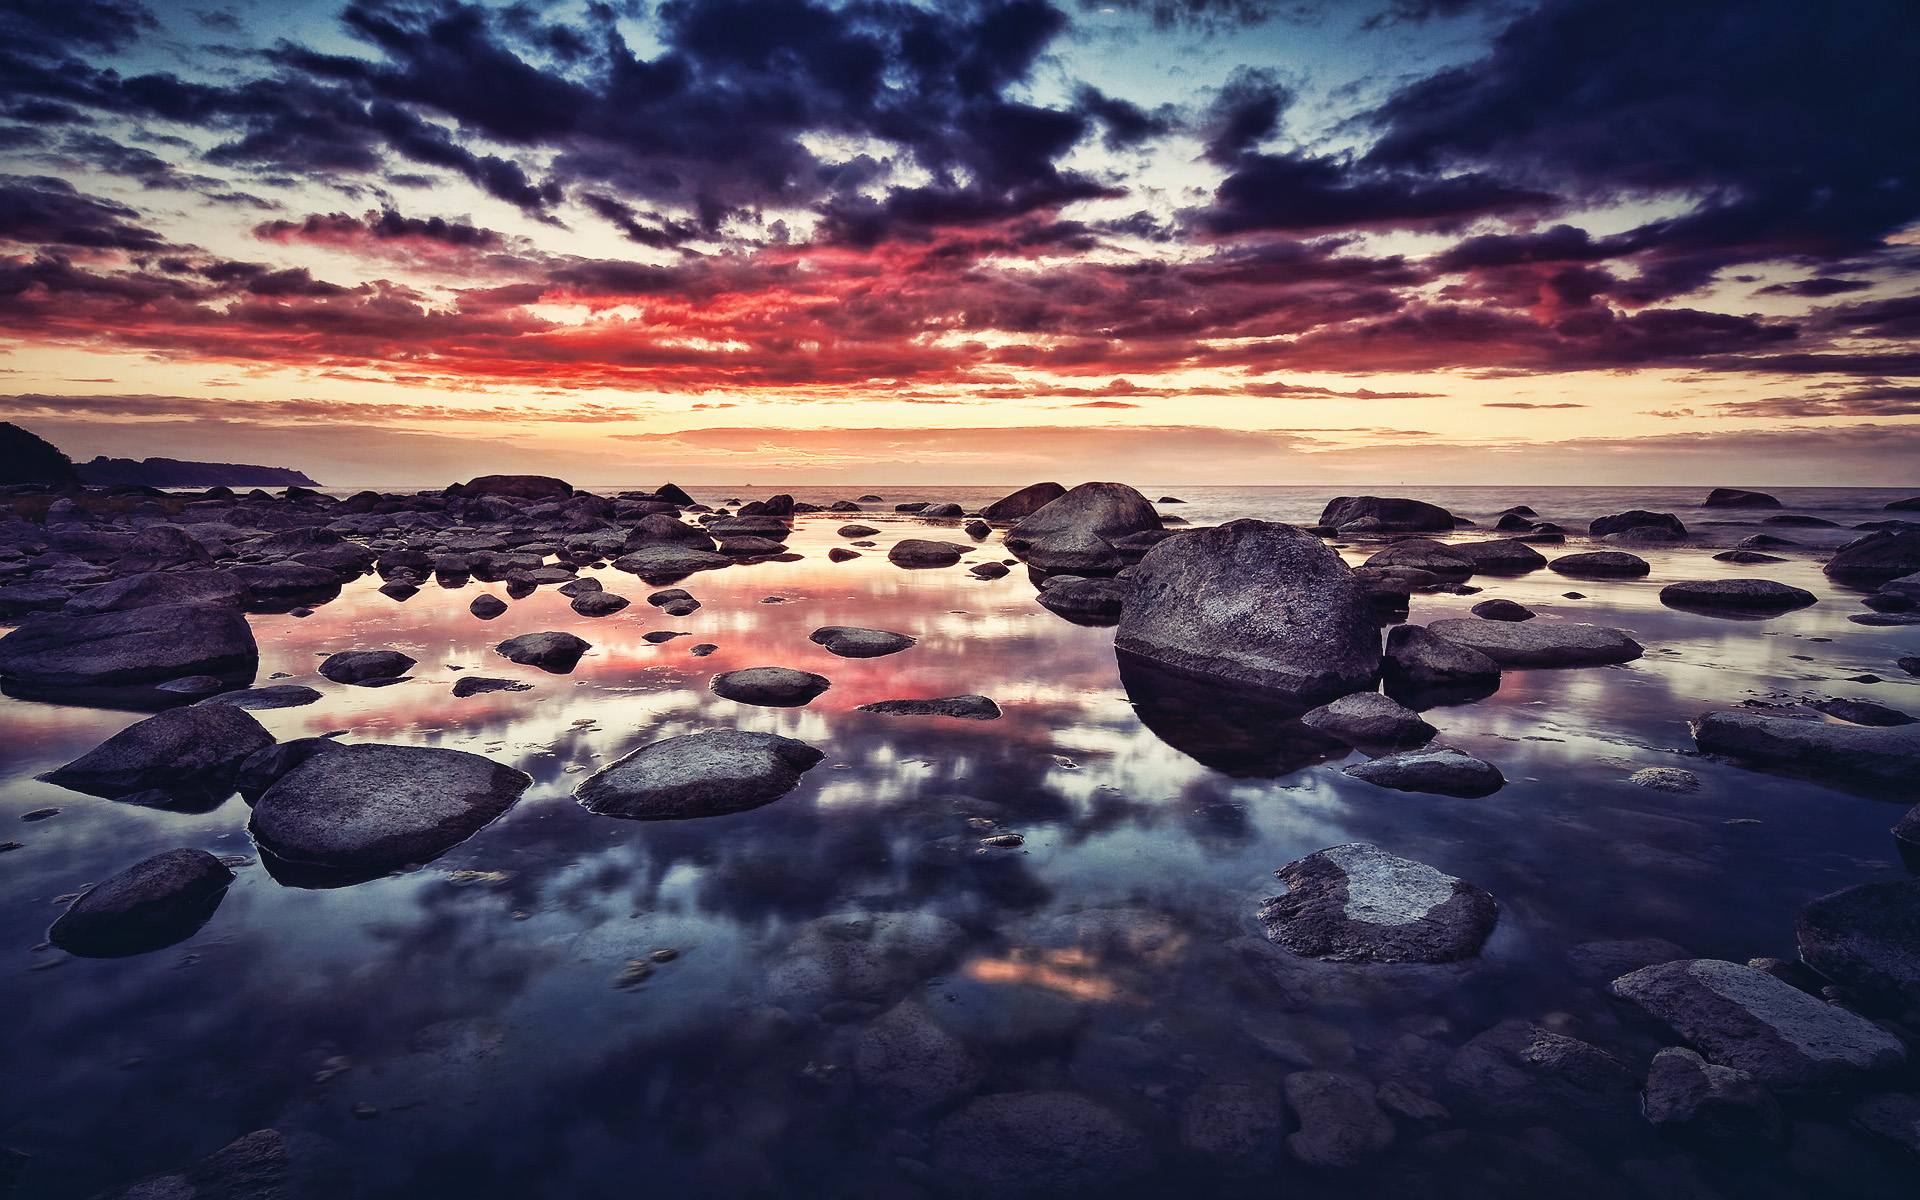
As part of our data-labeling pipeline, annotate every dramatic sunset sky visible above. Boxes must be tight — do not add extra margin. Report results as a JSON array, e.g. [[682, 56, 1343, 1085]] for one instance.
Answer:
[[2, 0, 1916, 486]]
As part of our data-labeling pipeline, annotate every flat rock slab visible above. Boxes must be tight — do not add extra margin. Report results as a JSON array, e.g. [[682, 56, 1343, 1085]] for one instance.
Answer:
[[1301, 692, 1436, 747], [1260, 843, 1499, 964], [1610, 958, 1907, 1092], [808, 626, 917, 658], [1660, 579, 1817, 613], [931, 1092, 1152, 1199], [1796, 879, 1920, 1008], [1692, 710, 1920, 790], [610, 545, 733, 579], [451, 676, 532, 697], [886, 539, 969, 567], [495, 631, 590, 673], [857, 695, 1002, 720], [1427, 618, 1643, 666], [250, 743, 532, 879], [44, 704, 274, 799], [710, 666, 831, 706], [62, 570, 250, 616], [0, 603, 259, 693], [197, 684, 323, 710], [1343, 747, 1505, 797], [575, 730, 823, 820], [319, 649, 416, 684], [48, 847, 233, 958]]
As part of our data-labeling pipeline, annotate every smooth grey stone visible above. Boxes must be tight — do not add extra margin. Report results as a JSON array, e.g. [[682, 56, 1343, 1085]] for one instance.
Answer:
[[1319, 496, 1454, 532], [836, 524, 881, 538], [886, 538, 969, 567], [574, 730, 823, 820], [569, 590, 629, 617], [1824, 530, 1920, 586], [48, 847, 232, 957], [1260, 842, 1498, 964], [1426, 618, 1643, 666], [611, 544, 733, 578], [857, 695, 1001, 720], [1589, 510, 1686, 539], [710, 666, 830, 706], [1364, 539, 1474, 577], [1692, 710, 1920, 788], [44, 704, 272, 799], [1809, 698, 1913, 726], [809, 626, 917, 658], [1344, 747, 1505, 797], [235, 737, 344, 803], [1004, 481, 1162, 574], [1382, 623, 1502, 690], [1704, 488, 1781, 508], [1470, 598, 1535, 621], [1034, 576, 1131, 624], [1451, 539, 1548, 573]]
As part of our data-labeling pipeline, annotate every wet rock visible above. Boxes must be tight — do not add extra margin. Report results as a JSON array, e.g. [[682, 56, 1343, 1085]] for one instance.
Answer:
[[642, 630, 686, 643], [625, 513, 718, 550], [1285, 1071, 1395, 1167], [1714, 550, 1788, 564], [1301, 692, 1436, 746], [1565, 938, 1691, 982], [1470, 598, 1535, 621], [235, 737, 344, 803], [377, 580, 418, 602], [556, 576, 601, 596], [1004, 482, 1162, 574], [982, 482, 1067, 522], [1851, 611, 1920, 625], [931, 1092, 1152, 1198], [225, 562, 343, 597], [197, 684, 323, 710], [458, 474, 571, 500], [1642, 1046, 1783, 1140], [886, 538, 970, 568], [1381, 624, 1502, 698], [250, 744, 532, 880], [837, 524, 881, 538], [1796, 879, 1920, 1010], [854, 1001, 982, 1115], [63, 570, 250, 616], [1704, 488, 1782, 508], [1549, 550, 1650, 577], [771, 911, 969, 1007], [919, 502, 964, 520], [689, 643, 717, 657], [156, 675, 226, 696], [808, 626, 916, 658], [1630, 767, 1701, 793], [611, 544, 733, 579], [569, 590, 629, 617], [1810, 698, 1913, 726], [1590, 510, 1686, 539], [575, 729, 823, 820], [1851, 1092, 1920, 1155], [1450, 539, 1549, 574], [1319, 496, 1454, 533], [1691, 710, 1920, 788], [1035, 576, 1131, 624], [1425, 618, 1643, 666], [710, 666, 830, 707], [1825, 530, 1920, 585], [469, 594, 508, 619], [450, 674, 531, 697], [1180, 1082, 1283, 1174], [1444, 1020, 1637, 1127], [827, 547, 860, 562], [495, 631, 589, 673], [44, 704, 273, 799], [48, 848, 232, 957], [1364, 539, 1475, 577], [0, 604, 258, 699], [1115, 519, 1380, 704], [0, 580, 73, 618], [319, 649, 416, 684], [1765, 513, 1842, 528], [1344, 748, 1505, 797], [969, 561, 1010, 579], [1610, 958, 1906, 1092], [1660, 578, 1817, 614], [1260, 843, 1499, 964], [717, 535, 787, 556], [857, 695, 1001, 720]]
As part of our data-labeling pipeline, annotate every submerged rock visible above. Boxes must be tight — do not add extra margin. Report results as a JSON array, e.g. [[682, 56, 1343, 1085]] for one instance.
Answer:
[[931, 1092, 1152, 1198], [1692, 710, 1920, 789], [197, 684, 322, 711], [1343, 748, 1505, 797], [1179, 1082, 1283, 1175], [1852, 1093, 1920, 1156], [1642, 1046, 1782, 1140], [1300, 692, 1436, 746], [575, 730, 823, 820], [1629, 767, 1701, 793], [1660, 578, 1817, 614], [710, 666, 830, 707], [48, 847, 233, 957], [1610, 958, 1906, 1092], [1260, 843, 1499, 965], [1809, 698, 1913, 726], [495, 631, 590, 673], [808, 626, 916, 658], [318, 649, 416, 684], [1426, 618, 1643, 667], [1796, 879, 1920, 1009], [856, 695, 1001, 720], [250, 744, 532, 881], [1284, 1072, 1396, 1167], [770, 910, 969, 1007], [0, 604, 258, 699], [1444, 1019, 1638, 1128], [854, 1001, 982, 1115], [1115, 519, 1380, 704], [44, 704, 273, 800]]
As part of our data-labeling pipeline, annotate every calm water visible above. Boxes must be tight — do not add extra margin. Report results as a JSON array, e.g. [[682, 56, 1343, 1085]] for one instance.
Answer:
[[3, 485, 1918, 1198]]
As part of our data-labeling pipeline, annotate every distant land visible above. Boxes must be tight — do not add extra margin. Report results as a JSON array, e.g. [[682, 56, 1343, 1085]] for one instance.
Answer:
[[75, 456, 321, 488]]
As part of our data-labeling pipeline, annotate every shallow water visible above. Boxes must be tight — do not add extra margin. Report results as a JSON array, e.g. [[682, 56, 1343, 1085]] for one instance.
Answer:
[[3, 485, 1918, 1198]]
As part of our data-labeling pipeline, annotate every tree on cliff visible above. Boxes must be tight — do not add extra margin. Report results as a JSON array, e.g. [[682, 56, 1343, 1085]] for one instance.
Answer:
[[0, 422, 82, 486]]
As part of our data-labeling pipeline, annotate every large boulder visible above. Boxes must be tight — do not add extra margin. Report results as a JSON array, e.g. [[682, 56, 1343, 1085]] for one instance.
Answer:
[[1115, 520, 1380, 704], [1425, 618, 1643, 667], [710, 666, 831, 707], [1660, 579, 1817, 615], [1825, 530, 1920, 586], [458, 474, 572, 500], [1363, 539, 1474, 578], [250, 744, 532, 880], [982, 481, 1067, 522], [47, 847, 233, 958], [61, 570, 249, 616], [1319, 496, 1454, 532], [43, 704, 273, 800], [1610, 958, 1906, 1092], [0, 604, 258, 700], [1692, 710, 1920, 790], [1704, 488, 1782, 508], [1260, 843, 1499, 964], [495, 631, 590, 673], [1004, 482, 1161, 573], [575, 730, 823, 820], [1589, 510, 1686, 539], [1344, 747, 1505, 797], [930, 1092, 1152, 1198], [808, 626, 916, 657], [1796, 880, 1920, 1009]]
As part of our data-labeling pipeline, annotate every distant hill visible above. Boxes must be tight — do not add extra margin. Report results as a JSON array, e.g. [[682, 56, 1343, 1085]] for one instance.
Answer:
[[77, 456, 321, 488], [0, 422, 83, 486]]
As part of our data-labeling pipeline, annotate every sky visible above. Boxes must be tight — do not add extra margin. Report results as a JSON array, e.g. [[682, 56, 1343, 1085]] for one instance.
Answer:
[[1, 0, 1917, 487]]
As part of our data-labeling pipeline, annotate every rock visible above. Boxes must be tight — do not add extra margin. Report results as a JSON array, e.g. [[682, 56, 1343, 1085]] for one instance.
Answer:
[[1692, 710, 1920, 789], [827, 547, 859, 562], [1382, 624, 1502, 695], [1764, 513, 1841, 527], [43, 704, 274, 800], [1566, 938, 1691, 982], [1714, 550, 1788, 564], [1590, 510, 1686, 539], [1796, 880, 1920, 1009], [710, 666, 830, 707], [1004, 482, 1161, 573], [1825, 530, 1920, 585], [969, 561, 1009, 579], [569, 590, 629, 617], [1114, 520, 1380, 704], [1035, 576, 1131, 624], [156, 675, 226, 696], [1660, 579, 1817, 614], [1179, 1082, 1282, 1175], [1364, 539, 1475, 578], [250, 744, 532, 880], [854, 1001, 982, 1115], [1284, 1071, 1395, 1167], [837, 524, 881, 538], [611, 544, 733, 580], [1450, 539, 1549, 573], [0, 604, 258, 699], [1704, 488, 1782, 508], [1426, 618, 1643, 667], [234, 737, 344, 802], [856, 695, 1001, 720], [1470, 598, 1534, 621], [886, 538, 969, 567], [575, 729, 823, 820], [319, 649, 416, 684], [1851, 1092, 1920, 1155], [557, 577, 601, 596], [689, 643, 717, 657], [1549, 551, 1650, 577], [197, 684, 323, 710], [931, 1092, 1151, 1198], [377, 580, 418, 602], [1809, 698, 1914, 726], [1301, 692, 1436, 746], [717, 535, 787, 556], [625, 513, 717, 550], [808, 626, 916, 658], [982, 482, 1067, 522], [458, 474, 571, 500], [1444, 1020, 1637, 1127], [1260, 843, 1499, 964], [770, 909, 969, 1009], [1609, 958, 1907, 1092], [495, 631, 590, 673], [0, 580, 74, 618], [646, 587, 694, 607], [62, 570, 251, 616], [457, 596, 504, 624], [1630, 767, 1701, 793], [224, 562, 343, 597], [642, 630, 686, 643], [1343, 747, 1504, 797], [451, 675, 532, 697], [1851, 611, 1920, 625], [1319, 496, 1455, 533], [919, 502, 964, 519], [47, 847, 233, 958]]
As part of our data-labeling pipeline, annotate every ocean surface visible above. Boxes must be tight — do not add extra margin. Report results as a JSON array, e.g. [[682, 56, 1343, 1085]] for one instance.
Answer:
[[3, 484, 1918, 1198]]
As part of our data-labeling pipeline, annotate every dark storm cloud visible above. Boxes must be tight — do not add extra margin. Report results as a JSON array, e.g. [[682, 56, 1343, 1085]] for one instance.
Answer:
[[1715, 384, 1920, 420], [255, 209, 503, 250], [1201, 152, 1551, 234], [0, 174, 166, 249], [1756, 277, 1876, 298]]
